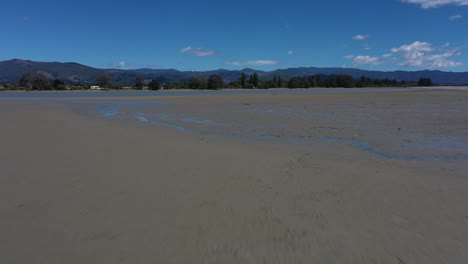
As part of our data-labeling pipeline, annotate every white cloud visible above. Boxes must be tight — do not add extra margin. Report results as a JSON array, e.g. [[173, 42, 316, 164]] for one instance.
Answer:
[[344, 53, 397, 66], [402, 0, 468, 8], [450, 14, 463, 20], [112, 61, 131, 68], [353, 34, 369, 40], [227, 60, 279, 66], [391, 41, 433, 53], [352, 55, 382, 66], [179, 46, 216, 57], [344, 41, 462, 69], [363, 44, 372, 50], [391, 41, 462, 68], [192, 48, 215, 57], [179, 46, 192, 53], [288, 50, 294, 55]]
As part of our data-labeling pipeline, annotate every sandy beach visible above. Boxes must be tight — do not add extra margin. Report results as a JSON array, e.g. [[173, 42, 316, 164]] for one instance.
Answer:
[[1, 88, 468, 263]]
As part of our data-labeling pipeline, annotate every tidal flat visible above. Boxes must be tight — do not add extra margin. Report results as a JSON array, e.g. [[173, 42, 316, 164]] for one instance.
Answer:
[[1, 88, 468, 263]]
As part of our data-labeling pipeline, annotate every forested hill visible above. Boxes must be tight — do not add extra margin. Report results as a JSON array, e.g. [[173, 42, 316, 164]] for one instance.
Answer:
[[1, 59, 468, 85]]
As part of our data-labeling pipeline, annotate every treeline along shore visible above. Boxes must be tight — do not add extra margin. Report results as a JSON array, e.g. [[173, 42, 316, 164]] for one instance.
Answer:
[[0, 72, 433, 91]]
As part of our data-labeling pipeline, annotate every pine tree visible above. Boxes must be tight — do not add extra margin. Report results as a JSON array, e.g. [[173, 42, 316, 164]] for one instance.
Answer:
[[272, 76, 278, 88], [240, 73, 246, 88], [253, 73, 259, 88]]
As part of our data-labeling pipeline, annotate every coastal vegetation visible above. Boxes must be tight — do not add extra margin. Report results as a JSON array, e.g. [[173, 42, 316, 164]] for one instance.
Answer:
[[0, 72, 433, 91]]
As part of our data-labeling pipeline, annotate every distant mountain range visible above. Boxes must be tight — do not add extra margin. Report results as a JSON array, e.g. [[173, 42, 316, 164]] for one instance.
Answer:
[[1, 59, 468, 85]]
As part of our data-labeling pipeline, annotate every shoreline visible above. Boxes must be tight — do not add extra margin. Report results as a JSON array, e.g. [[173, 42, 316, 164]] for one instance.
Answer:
[[0, 86, 457, 100], [2, 85, 468, 93]]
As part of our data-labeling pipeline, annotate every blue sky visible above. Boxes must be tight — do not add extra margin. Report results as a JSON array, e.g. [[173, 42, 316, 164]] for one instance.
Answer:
[[1, 0, 467, 71]]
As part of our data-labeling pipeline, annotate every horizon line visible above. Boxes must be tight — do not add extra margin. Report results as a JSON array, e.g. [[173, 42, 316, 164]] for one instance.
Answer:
[[2, 58, 465, 73]]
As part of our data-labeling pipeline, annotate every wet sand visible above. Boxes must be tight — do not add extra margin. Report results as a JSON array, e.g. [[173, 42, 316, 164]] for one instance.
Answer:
[[1, 88, 468, 263]]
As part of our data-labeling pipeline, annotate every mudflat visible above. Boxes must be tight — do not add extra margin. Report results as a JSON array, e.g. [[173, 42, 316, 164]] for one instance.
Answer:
[[1, 88, 467, 264]]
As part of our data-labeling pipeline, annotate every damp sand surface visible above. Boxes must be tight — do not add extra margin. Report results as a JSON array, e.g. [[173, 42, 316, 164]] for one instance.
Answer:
[[1, 88, 468, 263]]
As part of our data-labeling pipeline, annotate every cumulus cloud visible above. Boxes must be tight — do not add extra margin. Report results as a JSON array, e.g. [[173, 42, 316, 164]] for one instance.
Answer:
[[391, 41, 433, 53], [382, 54, 393, 58], [179, 46, 216, 57], [450, 14, 463, 20], [391, 41, 462, 68], [287, 50, 294, 55], [227, 60, 279, 66], [353, 34, 369, 40], [352, 56, 382, 66], [402, 0, 468, 8]]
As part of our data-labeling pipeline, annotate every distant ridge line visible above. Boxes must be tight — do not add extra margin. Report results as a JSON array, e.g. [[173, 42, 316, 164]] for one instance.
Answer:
[[1, 59, 468, 85]]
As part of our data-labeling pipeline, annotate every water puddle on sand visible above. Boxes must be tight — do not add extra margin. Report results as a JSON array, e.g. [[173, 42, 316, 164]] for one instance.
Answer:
[[74, 98, 467, 162], [224, 132, 468, 161], [133, 115, 188, 132], [120, 110, 468, 161], [3, 97, 467, 161]]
